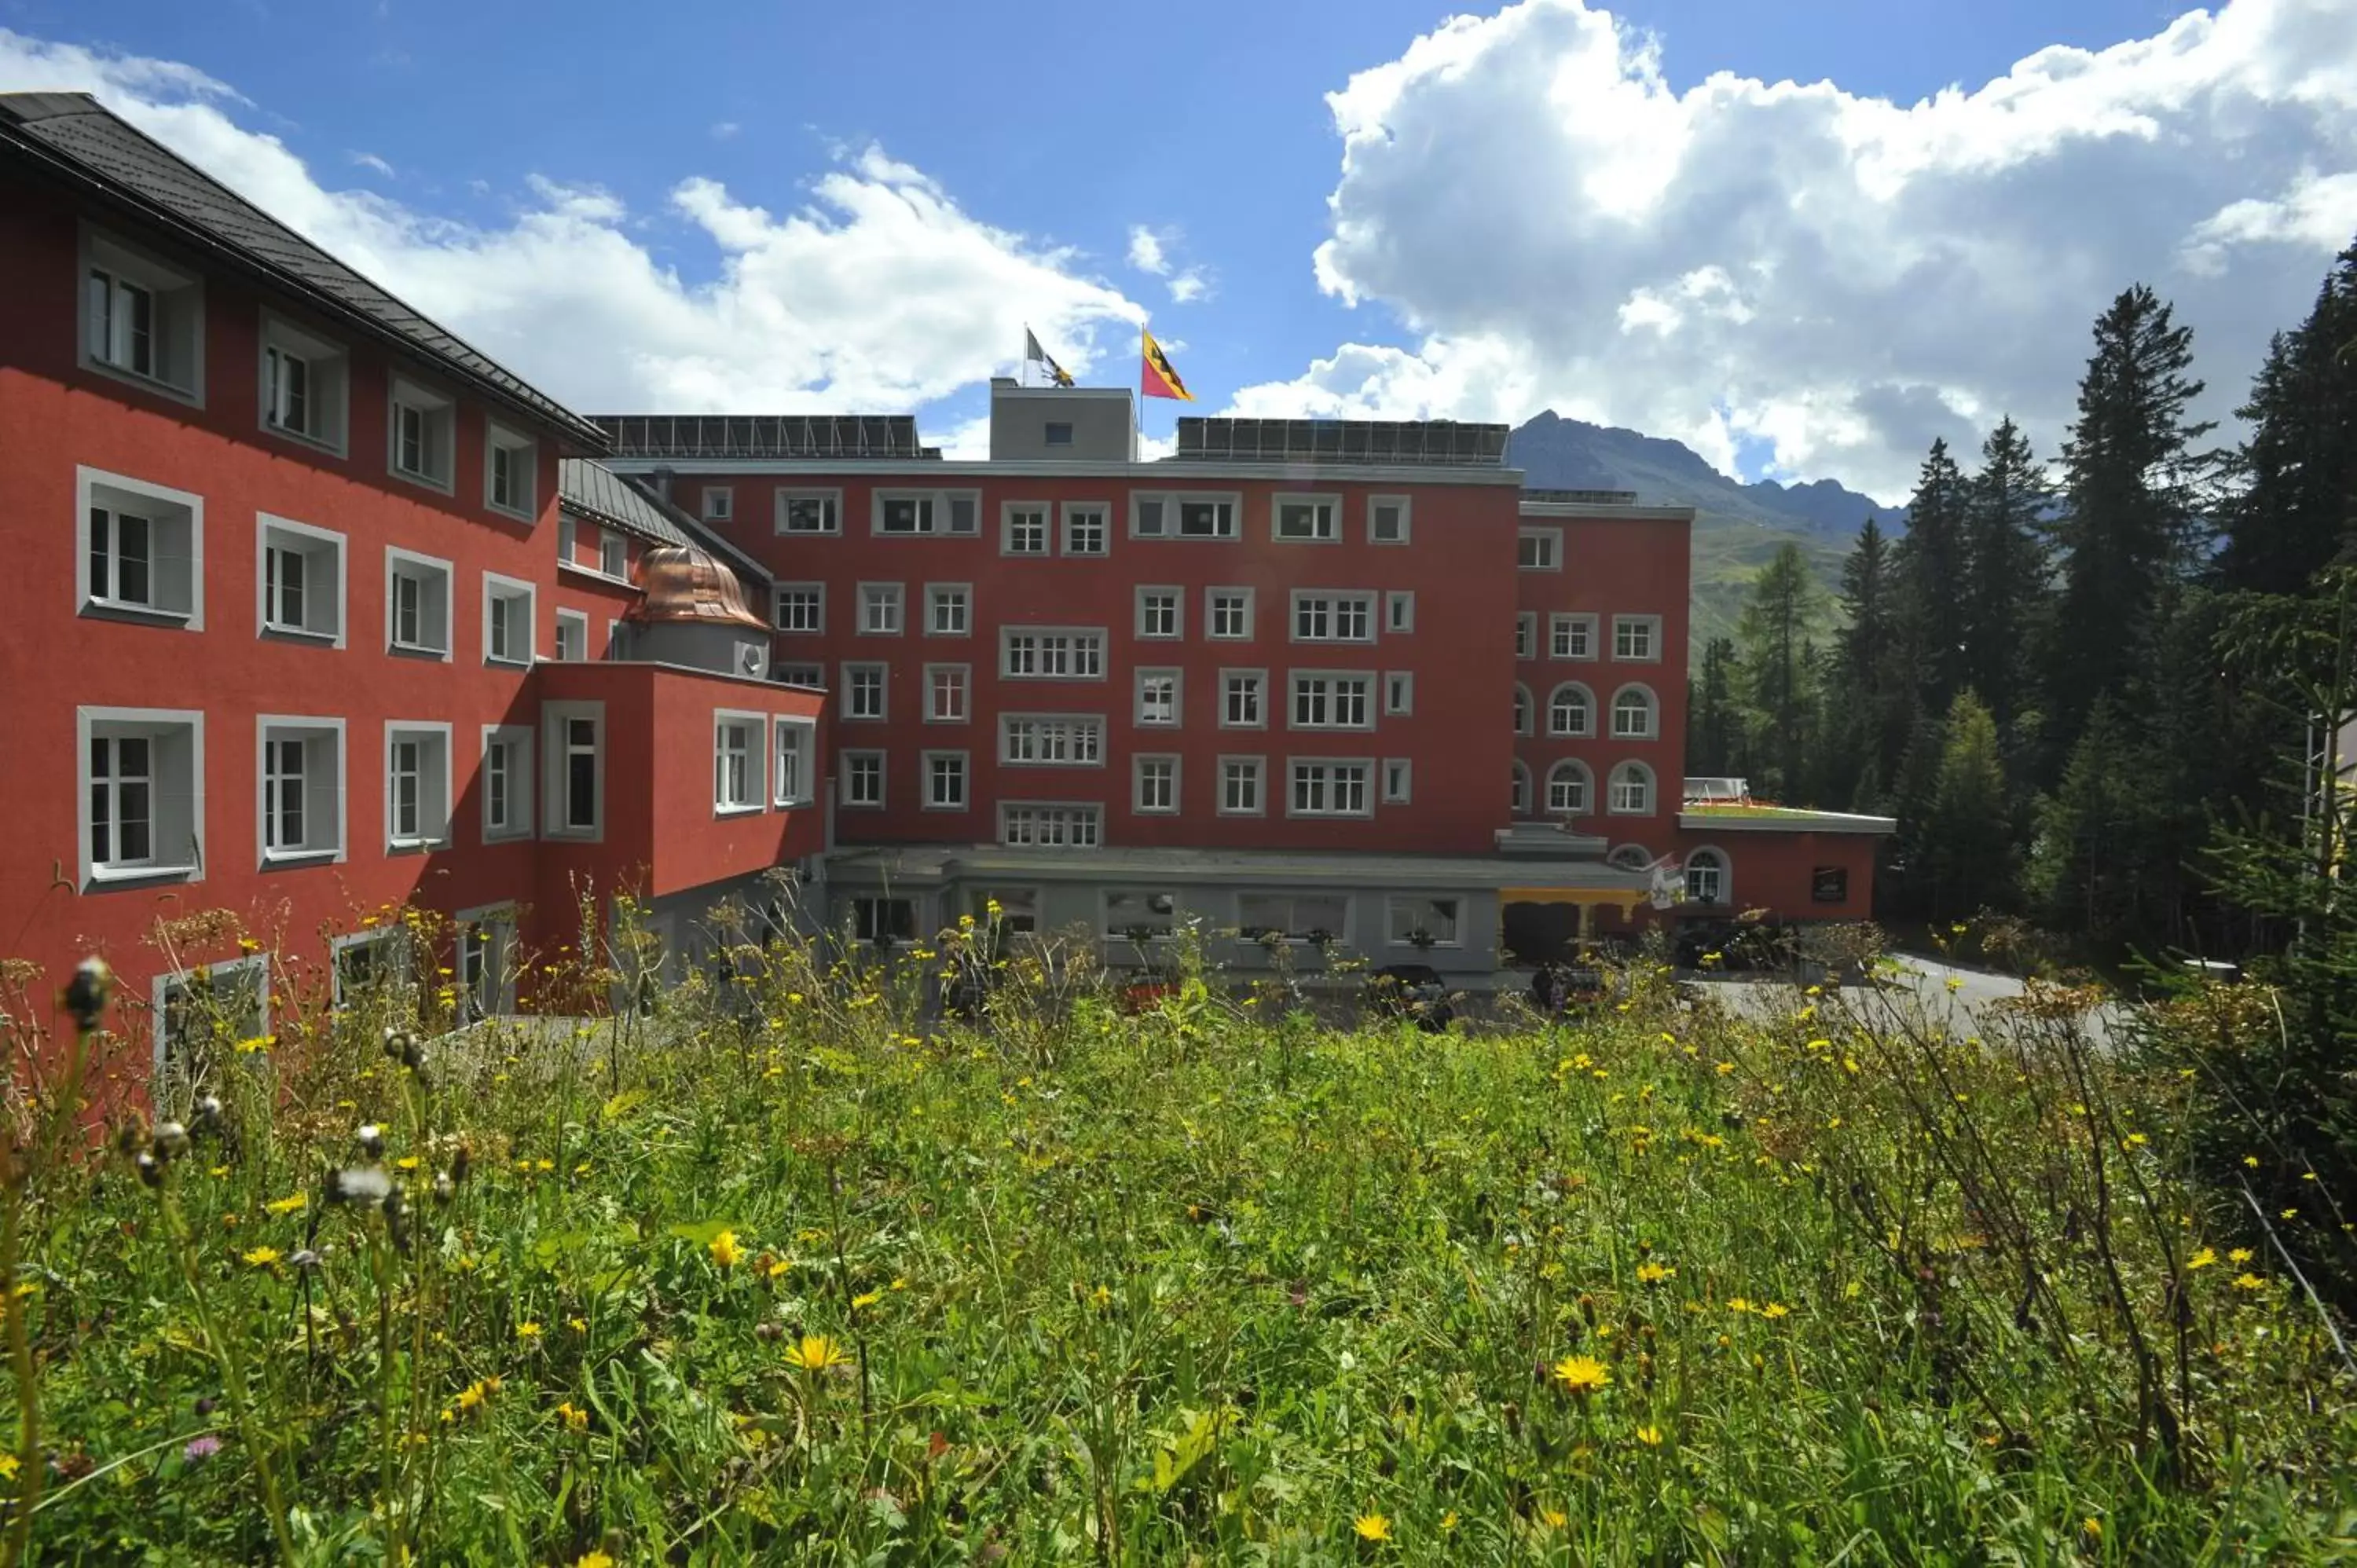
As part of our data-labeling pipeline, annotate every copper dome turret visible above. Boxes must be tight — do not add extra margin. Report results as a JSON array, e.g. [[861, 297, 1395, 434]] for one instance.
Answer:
[[623, 545, 768, 631]]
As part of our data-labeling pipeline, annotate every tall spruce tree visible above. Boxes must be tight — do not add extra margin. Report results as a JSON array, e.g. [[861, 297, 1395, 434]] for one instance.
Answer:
[[2048, 284, 2214, 739], [2217, 239, 2357, 595], [1687, 636, 1743, 777], [1736, 543, 1824, 800], [1893, 438, 1974, 717], [1960, 418, 2051, 731], [1827, 517, 1912, 808], [1923, 691, 2013, 919]]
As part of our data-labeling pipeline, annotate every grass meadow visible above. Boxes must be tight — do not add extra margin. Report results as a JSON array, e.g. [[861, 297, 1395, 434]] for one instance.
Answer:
[[0, 905, 2351, 1564]]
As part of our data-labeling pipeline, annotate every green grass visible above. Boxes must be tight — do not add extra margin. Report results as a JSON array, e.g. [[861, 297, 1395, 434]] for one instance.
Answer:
[[2, 914, 2353, 1564]]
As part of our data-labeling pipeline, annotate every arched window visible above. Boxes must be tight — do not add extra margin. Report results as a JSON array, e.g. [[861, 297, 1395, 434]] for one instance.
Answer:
[[1546, 759, 1591, 815], [1611, 683, 1657, 740], [1548, 683, 1593, 738], [1607, 844, 1653, 871], [1684, 847, 1729, 905], [1608, 760, 1654, 815], [1511, 760, 1531, 815], [1512, 683, 1534, 737]]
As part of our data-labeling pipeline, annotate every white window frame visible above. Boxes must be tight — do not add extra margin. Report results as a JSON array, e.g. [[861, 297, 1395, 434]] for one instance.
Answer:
[[1611, 683, 1659, 740], [1517, 527, 1562, 572], [1386, 895, 1462, 947], [875, 489, 982, 537], [543, 702, 605, 841], [80, 224, 204, 405], [1131, 491, 1241, 540], [774, 662, 826, 689], [1549, 682, 1596, 738], [482, 573, 537, 667], [76, 467, 204, 628], [1512, 683, 1534, 738], [1684, 846, 1732, 906], [481, 723, 535, 841], [1552, 613, 1598, 661], [1609, 760, 1656, 815], [255, 514, 346, 646], [384, 721, 453, 852], [1132, 755, 1180, 815], [387, 375, 456, 492], [1002, 500, 1052, 555], [484, 421, 537, 520], [1613, 614, 1663, 662], [999, 802, 1103, 848], [1385, 592, 1414, 634], [924, 749, 971, 811], [330, 929, 410, 1013], [1206, 587, 1254, 641], [1272, 493, 1343, 544], [1218, 755, 1266, 817], [704, 486, 737, 524], [1368, 495, 1411, 545], [1515, 612, 1537, 660], [1289, 591, 1376, 644], [1384, 672, 1414, 716], [1288, 671, 1376, 731], [843, 662, 889, 721], [599, 529, 629, 581], [78, 705, 205, 888], [1000, 628, 1107, 680], [1285, 758, 1376, 819], [713, 709, 767, 815], [925, 583, 972, 637], [257, 310, 349, 453], [857, 581, 906, 637], [1135, 667, 1182, 728], [1220, 669, 1267, 730], [255, 714, 346, 866], [385, 546, 453, 660], [1238, 891, 1355, 946], [152, 955, 267, 1081], [772, 717, 817, 807], [776, 489, 841, 534], [926, 662, 971, 724], [1061, 502, 1110, 556], [999, 714, 1107, 767], [1382, 758, 1413, 805], [1511, 760, 1532, 815], [841, 749, 887, 809], [1135, 586, 1182, 641], [774, 582, 826, 634], [554, 608, 590, 662], [1547, 759, 1593, 816]]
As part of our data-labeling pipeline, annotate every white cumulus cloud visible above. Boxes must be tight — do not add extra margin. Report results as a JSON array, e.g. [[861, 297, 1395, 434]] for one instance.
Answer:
[[1235, 0, 2357, 499], [1127, 222, 1213, 304]]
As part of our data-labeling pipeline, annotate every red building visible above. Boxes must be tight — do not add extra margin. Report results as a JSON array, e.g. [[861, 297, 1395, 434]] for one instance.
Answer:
[[0, 93, 825, 1076]]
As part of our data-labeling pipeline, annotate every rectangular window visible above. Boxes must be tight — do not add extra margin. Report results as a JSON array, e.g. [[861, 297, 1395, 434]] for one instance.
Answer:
[[82, 708, 203, 885], [879, 489, 981, 536], [332, 929, 409, 1013], [1552, 614, 1596, 659], [551, 709, 602, 835], [1062, 504, 1109, 555], [1292, 592, 1375, 643], [482, 725, 533, 840], [555, 610, 588, 662], [853, 896, 918, 943], [259, 314, 348, 450], [389, 378, 455, 489], [926, 752, 969, 810], [1001, 715, 1105, 766], [714, 713, 762, 811], [258, 718, 342, 862], [385, 724, 451, 849], [600, 531, 628, 580], [842, 750, 885, 808], [1208, 588, 1253, 640], [83, 231, 203, 399], [482, 575, 536, 666], [1273, 495, 1340, 542], [1002, 628, 1105, 679], [926, 664, 970, 723], [1132, 492, 1239, 539], [257, 515, 344, 643], [1000, 804, 1102, 848], [845, 663, 887, 720], [1518, 528, 1561, 571], [1387, 896, 1461, 947], [859, 582, 905, 636], [1044, 421, 1075, 448], [1238, 892, 1351, 943], [486, 423, 537, 517], [1613, 615, 1661, 661], [1812, 866, 1850, 903], [1288, 760, 1373, 818], [1221, 671, 1266, 728], [558, 515, 577, 566], [153, 957, 268, 1080], [703, 487, 735, 523], [775, 584, 825, 633], [1290, 673, 1373, 730], [1105, 889, 1180, 937], [1515, 612, 1537, 660], [80, 469, 201, 623], [1134, 757, 1178, 814], [1382, 758, 1413, 804], [1369, 496, 1410, 544], [775, 489, 836, 533], [926, 584, 970, 636], [1136, 588, 1181, 639], [775, 662, 826, 689], [1135, 669, 1180, 727], [1219, 757, 1264, 815], [1384, 672, 1413, 716], [1003, 503, 1050, 554], [1386, 592, 1414, 633], [773, 720, 816, 806]]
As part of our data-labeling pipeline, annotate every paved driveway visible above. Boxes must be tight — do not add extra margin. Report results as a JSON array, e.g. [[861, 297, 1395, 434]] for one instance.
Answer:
[[1695, 953, 2121, 1049]]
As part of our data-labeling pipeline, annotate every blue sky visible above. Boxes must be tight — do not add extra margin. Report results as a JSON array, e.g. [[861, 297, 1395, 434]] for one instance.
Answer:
[[5, 0, 2352, 496]]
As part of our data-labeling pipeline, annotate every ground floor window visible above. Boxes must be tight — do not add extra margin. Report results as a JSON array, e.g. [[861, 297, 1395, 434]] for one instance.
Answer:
[[1238, 892, 1350, 944], [853, 896, 918, 944], [1386, 896, 1462, 947], [1105, 889, 1180, 940], [1812, 865, 1849, 903], [153, 954, 269, 1085], [332, 928, 410, 1013], [1684, 848, 1728, 905]]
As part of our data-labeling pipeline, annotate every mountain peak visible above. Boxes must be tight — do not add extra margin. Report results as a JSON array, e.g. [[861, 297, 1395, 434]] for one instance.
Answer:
[[1506, 412, 1904, 538]]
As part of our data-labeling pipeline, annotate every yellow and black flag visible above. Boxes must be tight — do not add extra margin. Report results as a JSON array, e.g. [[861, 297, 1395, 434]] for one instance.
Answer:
[[1141, 328, 1193, 401], [1024, 328, 1075, 387]]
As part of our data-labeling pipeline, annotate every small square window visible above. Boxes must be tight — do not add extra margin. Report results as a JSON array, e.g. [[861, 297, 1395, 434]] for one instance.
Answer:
[[926, 584, 972, 636], [82, 228, 203, 402], [702, 486, 735, 522], [482, 574, 537, 666], [385, 723, 453, 850], [1552, 614, 1597, 660], [775, 583, 826, 634], [258, 515, 345, 645], [1207, 588, 1253, 640], [555, 609, 589, 662], [1136, 668, 1182, 727], [1044, 422, 1075, 448], [926, 751, 970, 810], [257, 716, 345, 863], [1369, 496, 1410, 544], [1517, 528, 1561, 571], [843, 750, 886, 808], [389, 377, 456, 489], [258, 313, 349, 452], [1134, 756, 1178, 814], [485, 423, 537, 518], [859, 582, 905, 636], [387, 548, 452, 658], [844, 663, 888, 720], [1136, 587, 1182, 640], [1003, 503, 1050, 555], [1062, 504, 1109, 555], [79, 467, 203, 626], [927, 664, 970, 723], [1613, 615, 1662, 661]]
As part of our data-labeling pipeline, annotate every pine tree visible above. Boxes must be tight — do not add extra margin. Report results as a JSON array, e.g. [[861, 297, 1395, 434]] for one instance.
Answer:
[[2048, 284, 2216, 739], [1922, 691, 2012, 920], [2216, 240, 2357, 595], [1893, 438, 1974, 717], [1960, 418, 2052, 730], [1736, 544, 1824, 800], [1824, 517, 1912, 808], [2025, 702, 2146, 941], [1687, 636, 1743, 777]]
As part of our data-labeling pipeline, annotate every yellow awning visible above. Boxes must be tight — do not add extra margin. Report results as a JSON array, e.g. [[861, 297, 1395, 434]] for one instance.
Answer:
[[1500, 888, 1647, 911]]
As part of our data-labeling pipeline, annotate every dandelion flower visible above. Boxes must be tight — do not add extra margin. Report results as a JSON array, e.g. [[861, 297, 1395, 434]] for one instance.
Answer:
[[2082, 1518, 2102, 1540], [517, 1321, 542, 1340], [1761, 1302, 1791, 1319], [2187, 1247, 2216, 1269], [709, 1230, 745, 1269], [1538, 1506, 1569, 1529], [241, 1246, 282, 1268], [1635, 1261, 1674, 1285], [2242, 1155, 2260, 1168], [1552, 1354, 1611, 1394], [1726, 1297, 1752, 1313], [1635, 1424, 1663, 1446], [851, 1290, 882, 1310], [555, 1401, 588, 1431], [0, 1453, 20, 1480], [1353, 1512, 1391, 1542], [784, 1334, 849, 1373], [2232, 1273, 2267, 1292], [569, 1317, 588, 1334], [264, 1192, 306, 1216], [576, 1553, 616, 1568]]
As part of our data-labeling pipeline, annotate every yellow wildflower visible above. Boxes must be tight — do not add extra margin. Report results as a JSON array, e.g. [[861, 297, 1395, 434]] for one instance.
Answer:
[[0, 1453, 15, 1480], [577, 1552, 616, 1568], [1552, 1354, 1611, 1394], [517, 1321, 542, 1340], [1539, 1505, 1569, 1528], [2229, 1247, 2254, 1264], [2232, 1273, 2267, 1292], [709, 1230, 745, 1269], [555, 1401, 588, 1431], [784, 1334, 849, 1373], [1353, 1512, 1391, 1542], [241, 1246, 282, 1268], [1635, 1261, 1674, 1284], [1761, 1302, 1791, 1319], [1726, 1297, 1752, 1313], [264, 1192, 306, 1216], [851, 1290, 882, 1310], [1635, 1423, 1663, 1446], [2187, 1247, 2216, 1269]]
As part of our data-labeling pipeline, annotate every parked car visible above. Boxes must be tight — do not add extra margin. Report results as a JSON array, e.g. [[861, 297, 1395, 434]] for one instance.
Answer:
[[1117, 969, 1180, 1014], [1368, 964, 1454, 1032]]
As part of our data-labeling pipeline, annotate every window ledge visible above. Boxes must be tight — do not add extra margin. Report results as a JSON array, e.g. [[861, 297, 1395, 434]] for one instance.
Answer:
[[714, 803, 765, 819], [557, 559, 630, 586], [262, 422, 346, 458], [485, 655, 534, 670], [83, 598, 193, 626], [773, 796, 814, 810], [482, 827, 535, 844], [486, 500, 536, 525], [387, 836, 450, 854], [390, 639, 450, 659], [261, 848, 343, 867], [390, 464, 455, 494], [84, 359, 201, 406], [87, 862, 198, 887], [263, 623, 341, 645], [542, 826, 604, 841]]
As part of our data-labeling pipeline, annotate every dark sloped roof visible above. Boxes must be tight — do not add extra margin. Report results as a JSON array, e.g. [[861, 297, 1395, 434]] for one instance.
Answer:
[[0, 92, 605, 452], [557, 460, 771, 588]]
